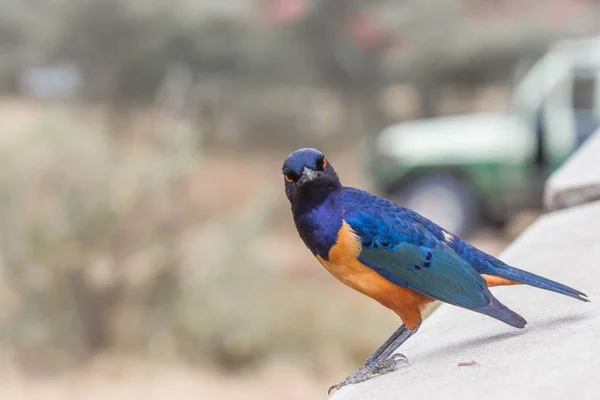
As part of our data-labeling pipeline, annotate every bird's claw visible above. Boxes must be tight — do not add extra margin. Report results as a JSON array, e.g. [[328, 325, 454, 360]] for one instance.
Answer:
[[381, 353, 410, 370], [328, 380, 347, 396], [328, 364, 371, 395], [328, 353, 410, 395]]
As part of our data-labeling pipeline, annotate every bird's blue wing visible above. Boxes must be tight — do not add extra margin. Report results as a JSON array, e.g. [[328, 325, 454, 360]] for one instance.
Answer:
[[344, 209, 492, 311], [400, 202, 588, 302]]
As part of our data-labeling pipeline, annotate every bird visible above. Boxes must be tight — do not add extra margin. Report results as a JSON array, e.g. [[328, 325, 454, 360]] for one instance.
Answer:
[[282, 148, 589, 394]]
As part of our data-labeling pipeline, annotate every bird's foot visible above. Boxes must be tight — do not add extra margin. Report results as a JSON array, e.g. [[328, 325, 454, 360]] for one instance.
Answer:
[[328, 353, 410, 395]]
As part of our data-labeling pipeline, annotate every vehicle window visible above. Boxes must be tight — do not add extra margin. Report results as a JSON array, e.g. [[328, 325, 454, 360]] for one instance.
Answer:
[[572, 73, 595, 110], [572, 69, 599, 148]]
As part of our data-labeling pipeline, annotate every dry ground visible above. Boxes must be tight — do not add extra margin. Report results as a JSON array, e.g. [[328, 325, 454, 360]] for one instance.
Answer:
[[0, 359, 336, 400]]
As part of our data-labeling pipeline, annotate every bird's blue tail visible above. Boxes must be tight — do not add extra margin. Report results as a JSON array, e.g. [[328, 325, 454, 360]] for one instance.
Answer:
[[477, 295, 527, 328], [490, 263, 589, 302]]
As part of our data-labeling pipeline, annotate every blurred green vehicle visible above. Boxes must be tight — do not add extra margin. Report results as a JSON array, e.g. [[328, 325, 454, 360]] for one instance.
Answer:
[[365, 36, 600, 237]]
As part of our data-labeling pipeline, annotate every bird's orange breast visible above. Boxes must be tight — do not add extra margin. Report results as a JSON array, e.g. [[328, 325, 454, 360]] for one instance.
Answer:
[[316, 221, 432, 329]]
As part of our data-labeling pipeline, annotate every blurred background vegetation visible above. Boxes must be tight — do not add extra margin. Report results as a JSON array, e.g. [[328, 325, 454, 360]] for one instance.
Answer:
[[0, 0, 599, 398]]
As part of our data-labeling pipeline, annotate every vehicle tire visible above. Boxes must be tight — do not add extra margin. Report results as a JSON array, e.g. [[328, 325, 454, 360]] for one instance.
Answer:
[[388, 173, 478, 238]]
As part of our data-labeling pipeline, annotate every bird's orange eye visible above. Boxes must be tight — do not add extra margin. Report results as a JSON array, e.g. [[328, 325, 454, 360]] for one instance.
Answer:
[[285, 174, 294, 183], [316, 156, 327, 170]]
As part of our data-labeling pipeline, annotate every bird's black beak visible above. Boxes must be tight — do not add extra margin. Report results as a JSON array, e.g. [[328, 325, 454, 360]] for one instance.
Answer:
[[297, 167, 324, 186]]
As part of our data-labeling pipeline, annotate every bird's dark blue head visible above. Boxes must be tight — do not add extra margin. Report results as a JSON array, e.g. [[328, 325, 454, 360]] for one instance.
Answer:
[[282, 148, 341, 210]]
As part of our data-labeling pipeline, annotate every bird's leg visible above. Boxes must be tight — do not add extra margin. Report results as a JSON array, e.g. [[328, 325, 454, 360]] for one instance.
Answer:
[[328, 324, 420, 395], [370, 324, 419, 369], [363, 324, 408, 368]]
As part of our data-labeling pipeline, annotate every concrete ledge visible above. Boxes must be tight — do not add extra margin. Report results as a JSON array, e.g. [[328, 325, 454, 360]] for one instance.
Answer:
[[333, 200, 600, 400], [545, 131, 600, 211]]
